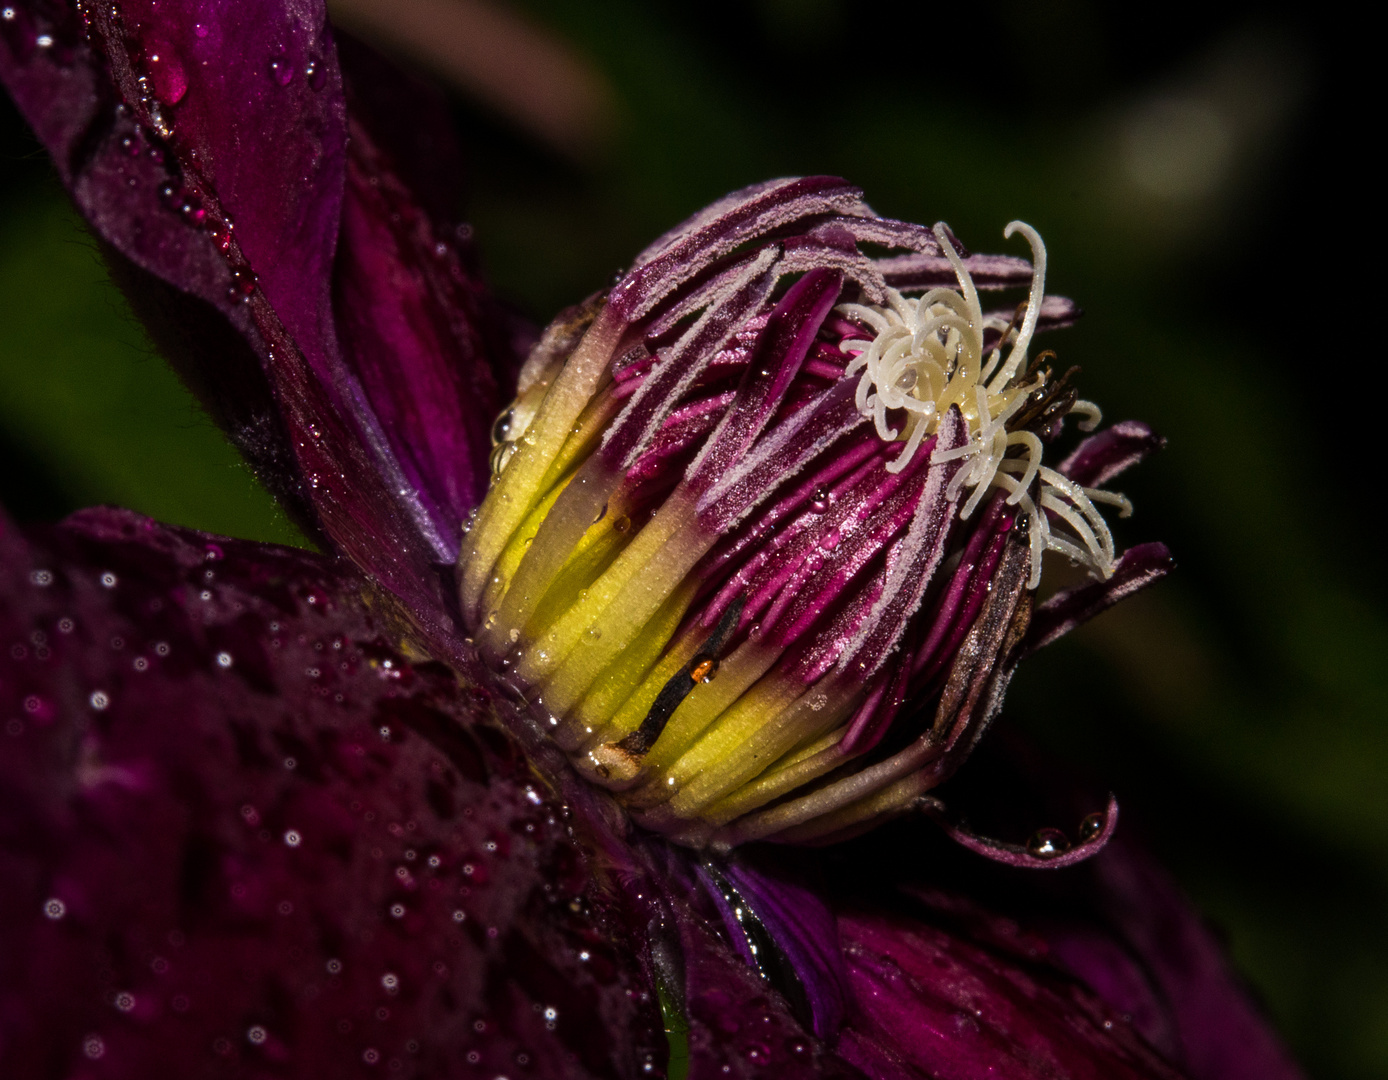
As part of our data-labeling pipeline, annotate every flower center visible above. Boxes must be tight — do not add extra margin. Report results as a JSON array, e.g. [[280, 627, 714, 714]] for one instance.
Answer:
[[837, 223, 1126, 589], [455, 179, 1144, 850]]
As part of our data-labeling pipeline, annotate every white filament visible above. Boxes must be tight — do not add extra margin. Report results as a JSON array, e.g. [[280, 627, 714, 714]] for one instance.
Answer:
[[837, 221, 1126, 588]]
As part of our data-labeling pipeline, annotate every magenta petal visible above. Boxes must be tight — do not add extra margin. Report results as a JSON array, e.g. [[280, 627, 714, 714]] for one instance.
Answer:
[[1060, 421, 1167, 488], [720, 860, 852, 1040], [0, 508, 676, 1077], [1024, 542, 1176, 655], [332, 105, 507, 557], [1047, 838, 1307, 1080], [836, 903, 1187, 1080]]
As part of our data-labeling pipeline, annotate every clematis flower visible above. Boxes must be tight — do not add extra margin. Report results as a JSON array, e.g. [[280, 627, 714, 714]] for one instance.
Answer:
[[1, 2, 1305, 1078]]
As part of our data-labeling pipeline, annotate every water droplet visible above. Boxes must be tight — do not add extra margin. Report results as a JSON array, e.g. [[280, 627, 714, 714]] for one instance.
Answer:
[[283, 829, 301, 847], [1078, 812, 1105, 841], [452, 909, 466, 922], [613, 515, 632, 534], [305, 56, 327, 90], [326, 958, 342, 974], [29, 568, 53, 586], [43, 897, 66, 919], [490, 440, 516, 478], [508, 628, 520, 643], [1027, 827, 1070, 859], [363, 1048, 380, 1064], [83, 1035, 105, 1060], [89, 690, 110, 711], [584, 627, 602, 642], [226, 267, 257, 303], [389, 903, 405, 918], [381, 972, 399, 991], [146, 41, 188, 104], [114, 991, 136, 1013], [268, 55, 293, 85], [491, 407, 515, 444], [100, 571, 117, 588], [247, 1024, 268, 1045], [216, 651, 233, 669]]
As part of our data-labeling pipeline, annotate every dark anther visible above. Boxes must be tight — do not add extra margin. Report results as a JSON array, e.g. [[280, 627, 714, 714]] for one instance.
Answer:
[[617, 597, 746, 755], [1008, 364, 1081, 435]]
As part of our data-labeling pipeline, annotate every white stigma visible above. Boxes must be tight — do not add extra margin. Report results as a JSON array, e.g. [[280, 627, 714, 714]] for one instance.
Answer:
[[837, 222, 1126, 588]]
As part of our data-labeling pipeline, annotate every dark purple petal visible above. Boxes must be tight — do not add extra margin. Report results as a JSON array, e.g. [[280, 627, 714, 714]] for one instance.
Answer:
[[1059, 420, 1167, 488], [2, 507, 881, 1077], [1023, 542, 1176, 655], [332, 104, 506, 558], [0, 507, 671, 1077], [1046, 838, 1307, 1080], [835, 903, 1187, 1080], [2, 4, 519, 639], [720, 859, 852, 1040], [650, 862, 862, 1078], [816, 734, 1307, 1080], [0, 1, 319, 523]]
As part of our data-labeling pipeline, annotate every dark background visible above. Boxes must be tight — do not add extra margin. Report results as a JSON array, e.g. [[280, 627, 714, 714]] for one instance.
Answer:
[[2, 2, 1381, 1076]]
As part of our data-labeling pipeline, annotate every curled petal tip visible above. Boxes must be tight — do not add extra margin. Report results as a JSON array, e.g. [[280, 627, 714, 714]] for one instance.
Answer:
[[921, 792, 1120, 869]]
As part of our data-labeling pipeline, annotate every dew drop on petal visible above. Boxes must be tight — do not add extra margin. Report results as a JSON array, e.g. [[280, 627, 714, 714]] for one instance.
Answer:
[[89, 690, 110, 711], [1078, 812, 1106, 841], [43, 897, 66, 919], [247, 1025, 267, 1045], [1026, 827, 1070, 859], [268, 55, 293, 85], [83, 1035, 105, 1060]]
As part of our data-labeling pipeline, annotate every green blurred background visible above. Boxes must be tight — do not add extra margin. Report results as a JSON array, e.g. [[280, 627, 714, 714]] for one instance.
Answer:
[[2, 1, 1381, 1076]]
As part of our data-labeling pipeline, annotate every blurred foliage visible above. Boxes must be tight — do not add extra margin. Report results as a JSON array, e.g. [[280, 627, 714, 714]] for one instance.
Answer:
[[2, 1, 1380, 1077]]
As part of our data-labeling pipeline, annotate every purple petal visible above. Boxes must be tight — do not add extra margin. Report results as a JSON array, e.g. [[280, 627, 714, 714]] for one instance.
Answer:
[[923, 793, 1121, 869], [332, 101, 507, 557], [820, 733, 1307, 1080], [720, 859, 852, 1040], [1059, 421, 1167, 488], [2, 5, 519, 639], [878, 252, 1033, 291], [1049, 837, 1307, 1080], [613, 176, 867, 321], [835, 903, 1187, 1080], [0, 507, 670, 1077], [1023, 542, 1176, 655]]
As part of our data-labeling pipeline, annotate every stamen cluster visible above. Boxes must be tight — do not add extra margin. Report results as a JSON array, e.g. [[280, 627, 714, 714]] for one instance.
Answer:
[[457, 178, 1138, 849]]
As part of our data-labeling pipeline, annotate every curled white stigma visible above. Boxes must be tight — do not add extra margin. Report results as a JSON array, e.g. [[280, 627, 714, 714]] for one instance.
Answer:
[[837, 222, 1127, 589]]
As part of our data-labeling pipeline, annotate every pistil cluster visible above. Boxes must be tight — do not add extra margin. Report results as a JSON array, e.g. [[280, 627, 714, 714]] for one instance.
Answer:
[[457, 178, 1136, 849]]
